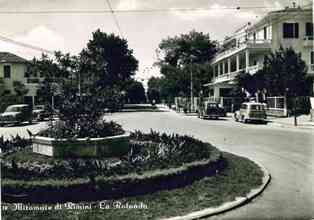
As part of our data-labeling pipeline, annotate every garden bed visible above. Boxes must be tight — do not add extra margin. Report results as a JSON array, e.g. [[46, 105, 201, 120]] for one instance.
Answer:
[[1, 152, 264, 220], [2, 131, 225, 203]]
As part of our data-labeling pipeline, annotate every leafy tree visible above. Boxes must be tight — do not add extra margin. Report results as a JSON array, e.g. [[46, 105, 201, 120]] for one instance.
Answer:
[[156, 30, 217, 101], [27, 54, 63, 107], [0, 78, 5, 96], [13, 81, 29, 97], [147, 77, 162, 103], [79, 29, 138, 91], [125, 80, 146, 104], [236, 47, 309, 97]]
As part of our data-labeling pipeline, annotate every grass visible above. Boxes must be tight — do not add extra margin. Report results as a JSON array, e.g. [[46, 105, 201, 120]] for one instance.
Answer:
[[2, 152, 264, 220]]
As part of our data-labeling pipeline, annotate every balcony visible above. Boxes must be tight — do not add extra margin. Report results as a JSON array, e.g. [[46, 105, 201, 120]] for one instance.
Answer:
[[211, 64, 263, 84], [246, 63, 263, 74], [27, 78, 40, 84], [212, 39, 272, 64], [303, 36, 313, 47], [211, 71, 240, 84]]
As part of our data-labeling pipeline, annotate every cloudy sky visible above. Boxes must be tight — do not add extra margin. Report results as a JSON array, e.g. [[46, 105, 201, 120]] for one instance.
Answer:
[[0, 0, 312, 82]]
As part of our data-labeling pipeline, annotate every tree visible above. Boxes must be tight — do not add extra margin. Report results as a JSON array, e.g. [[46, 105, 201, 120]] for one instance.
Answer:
[[156, 30, 217, 101], [79, 29, 138, 91], [125, 80, 146, 104], [13, 81, 29, 97], [0, 78, 5, 96], [235, 47, 310, 97], [27, 53, 70, 108]]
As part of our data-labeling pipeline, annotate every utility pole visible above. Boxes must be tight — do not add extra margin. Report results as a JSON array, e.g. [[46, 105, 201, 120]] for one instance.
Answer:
[[294, 93, 298, 126], [190, 56, 194, 113]]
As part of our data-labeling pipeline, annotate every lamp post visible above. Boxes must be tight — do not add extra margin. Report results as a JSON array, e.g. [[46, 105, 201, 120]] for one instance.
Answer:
[[190, 56, 194, 112]]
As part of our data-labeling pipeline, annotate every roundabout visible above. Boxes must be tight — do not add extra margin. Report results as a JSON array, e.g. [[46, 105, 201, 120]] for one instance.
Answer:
[[1, 130, 269, 220]]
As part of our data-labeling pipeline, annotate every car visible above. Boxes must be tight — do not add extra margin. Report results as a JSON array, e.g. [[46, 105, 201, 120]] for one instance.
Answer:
[[0, 104, 33, 126], [234, 102, 267, 123], [32, 105, 53, 121], [200, 102, 226, 119]]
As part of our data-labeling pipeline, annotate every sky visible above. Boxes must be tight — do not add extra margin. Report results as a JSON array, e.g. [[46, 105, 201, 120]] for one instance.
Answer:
[[0, 0, 312, 86]]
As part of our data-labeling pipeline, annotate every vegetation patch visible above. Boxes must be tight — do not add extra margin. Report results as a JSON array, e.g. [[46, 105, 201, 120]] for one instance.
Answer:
[[2, 130, 225, 203], [1, 152, 264, 220]]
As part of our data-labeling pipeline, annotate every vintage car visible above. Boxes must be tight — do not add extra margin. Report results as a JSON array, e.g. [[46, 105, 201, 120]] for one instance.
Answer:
[[32, 105, 53, 121], [0, 104, 33, 126], [234, 102, 267, 123], [199, 102, 226, 119]]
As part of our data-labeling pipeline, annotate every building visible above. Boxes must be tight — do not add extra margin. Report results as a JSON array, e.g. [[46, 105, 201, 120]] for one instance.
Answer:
[[0, 52, 43, 106], [205, 6, 313, 100]]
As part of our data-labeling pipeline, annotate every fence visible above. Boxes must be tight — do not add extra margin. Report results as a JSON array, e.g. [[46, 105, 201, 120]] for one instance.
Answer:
[[266, 96, 287, 117], [266, 96, 312, 117]]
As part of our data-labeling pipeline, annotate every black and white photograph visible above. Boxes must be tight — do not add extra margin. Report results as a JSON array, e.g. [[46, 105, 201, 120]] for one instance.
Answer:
[[0, 0, 313, 219]]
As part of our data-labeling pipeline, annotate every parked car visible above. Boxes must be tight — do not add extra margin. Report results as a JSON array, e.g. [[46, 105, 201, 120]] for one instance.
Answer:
[[32, 105, 53, 121], [0, 104, 33, 126], [200, 102, 226, 119], [234, 102, 267, 123]]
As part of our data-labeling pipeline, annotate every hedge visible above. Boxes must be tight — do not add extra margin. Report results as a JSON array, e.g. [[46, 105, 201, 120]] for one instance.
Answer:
[[2, 148, 226, 203]]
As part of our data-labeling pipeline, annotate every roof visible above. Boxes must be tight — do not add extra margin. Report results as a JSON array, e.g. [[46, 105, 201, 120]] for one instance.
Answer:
[[7, 104, 30, 107], [0, 52, 28, 64]]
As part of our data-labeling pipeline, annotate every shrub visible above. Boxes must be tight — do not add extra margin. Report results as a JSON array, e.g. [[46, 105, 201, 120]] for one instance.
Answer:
[[2, 131, 217, 180], [0, 135, 32, 154]]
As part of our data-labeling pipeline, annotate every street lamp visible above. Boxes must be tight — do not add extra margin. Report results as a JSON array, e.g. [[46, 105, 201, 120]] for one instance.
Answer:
[[188, 54, 198, 113]]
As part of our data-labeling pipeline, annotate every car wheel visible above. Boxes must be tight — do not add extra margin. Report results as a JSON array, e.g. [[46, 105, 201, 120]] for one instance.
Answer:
[[234, 113, 238, 122], [241, 116, 245, 123]]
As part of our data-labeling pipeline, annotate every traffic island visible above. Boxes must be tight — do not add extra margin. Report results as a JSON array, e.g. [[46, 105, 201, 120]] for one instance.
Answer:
[[1, 145, 269, 220]]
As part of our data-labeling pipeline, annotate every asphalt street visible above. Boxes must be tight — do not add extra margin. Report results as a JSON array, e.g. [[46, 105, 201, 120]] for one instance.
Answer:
[[1, 110, 313, 219], [105, 110, 314, 220]]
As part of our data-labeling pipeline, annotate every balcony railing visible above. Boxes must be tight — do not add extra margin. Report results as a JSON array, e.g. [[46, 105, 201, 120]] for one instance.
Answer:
[[213, 39, 272, 62], [246, 63, 263, 74], [212, 64, 263, 84], [27, 78, 40, 84], [303, 36, 313, 47]]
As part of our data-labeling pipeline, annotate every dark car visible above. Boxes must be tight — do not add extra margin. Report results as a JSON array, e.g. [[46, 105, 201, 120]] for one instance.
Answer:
[[33, 105, 58, 121], [200, 102, 226, 119], [0, 104, 33, 126]]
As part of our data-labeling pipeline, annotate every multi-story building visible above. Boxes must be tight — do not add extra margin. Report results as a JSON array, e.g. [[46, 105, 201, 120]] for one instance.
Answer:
[[205, 6, 313, 99], [0, 52, 43, 106]]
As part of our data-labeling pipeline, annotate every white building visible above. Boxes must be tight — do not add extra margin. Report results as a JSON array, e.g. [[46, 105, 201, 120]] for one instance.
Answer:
[[205, 6, 313, 99], [0, 52, 43, 106]]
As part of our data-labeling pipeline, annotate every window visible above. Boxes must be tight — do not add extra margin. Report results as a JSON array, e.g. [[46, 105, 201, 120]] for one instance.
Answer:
[[241, 104, 247, 109], [305, 22, 313, 38], [263, 27, 267, 40], [3, 65, 11, 78], [283, 23, 299, 38]]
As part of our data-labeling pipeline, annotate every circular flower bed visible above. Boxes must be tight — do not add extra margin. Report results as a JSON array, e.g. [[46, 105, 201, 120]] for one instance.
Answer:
[[1, 130, 226, 203]]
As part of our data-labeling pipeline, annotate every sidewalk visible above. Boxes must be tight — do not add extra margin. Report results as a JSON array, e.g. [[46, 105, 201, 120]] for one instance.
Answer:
[[268, 114, 314, 130]]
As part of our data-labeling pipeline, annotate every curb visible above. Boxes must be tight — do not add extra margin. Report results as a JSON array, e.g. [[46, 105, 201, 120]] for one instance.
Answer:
[[269, 122, 314, 131], [160, 158, 271, 220]]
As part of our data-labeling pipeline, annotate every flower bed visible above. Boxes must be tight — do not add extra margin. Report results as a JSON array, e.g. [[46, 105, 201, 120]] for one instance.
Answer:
[[2, 131, 226, 203]]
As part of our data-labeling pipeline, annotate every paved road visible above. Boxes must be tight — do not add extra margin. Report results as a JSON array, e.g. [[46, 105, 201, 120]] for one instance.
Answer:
[[1, 110, 313, 219], [104, 110, 314, 220]]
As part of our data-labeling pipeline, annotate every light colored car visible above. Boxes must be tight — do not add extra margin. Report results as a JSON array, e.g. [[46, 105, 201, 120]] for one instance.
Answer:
[[234, 102, 267, 123], [0, 104, 33, 126]]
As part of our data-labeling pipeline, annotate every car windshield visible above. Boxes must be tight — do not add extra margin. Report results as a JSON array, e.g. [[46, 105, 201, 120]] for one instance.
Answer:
[[5, 106, 23, 112], [250, 104, 265, 110], [207, 103, 218, 108], [34, 106, 44, 110]]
